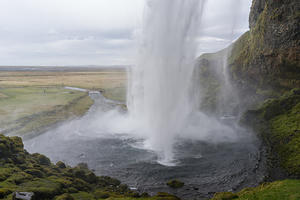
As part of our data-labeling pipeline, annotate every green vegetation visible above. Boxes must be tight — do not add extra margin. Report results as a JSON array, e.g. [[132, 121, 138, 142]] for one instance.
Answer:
[[196, 58, 221, 113], [243, 89, 300, 176], [0, 70, 126, 91], [197, 0, 299, 112], [166, 180, 184, 189], [0, 86, 93, 138], [0, 134, 180, 200], [0, 69, 127, 138], [197, 1, 300, 199], [211, 179, 300, 200], [0, 70, 127, 102], [228, 1, 300, 93], [102, 86, 127, 102]]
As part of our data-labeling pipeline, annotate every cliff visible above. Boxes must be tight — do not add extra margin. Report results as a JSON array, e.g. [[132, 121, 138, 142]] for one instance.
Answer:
[[231, 0, 299, 97], [197, 0, 300, 114], [198, 1, 300, 199], [241, 89, 300, 177]]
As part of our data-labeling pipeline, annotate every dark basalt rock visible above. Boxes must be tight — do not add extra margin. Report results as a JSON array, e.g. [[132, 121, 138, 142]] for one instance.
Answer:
[[249, 0, 266, 29]]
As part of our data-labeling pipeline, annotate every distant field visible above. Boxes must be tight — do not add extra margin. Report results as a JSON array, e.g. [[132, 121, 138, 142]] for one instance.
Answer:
[[0, 69, 127, 101], [0, 68, 127, 138]]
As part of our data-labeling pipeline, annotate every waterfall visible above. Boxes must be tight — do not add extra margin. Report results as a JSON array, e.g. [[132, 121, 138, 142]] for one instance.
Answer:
[[217, 0, 243, 117], [127, 0, 206, 164], [218, 46, 240, 116]]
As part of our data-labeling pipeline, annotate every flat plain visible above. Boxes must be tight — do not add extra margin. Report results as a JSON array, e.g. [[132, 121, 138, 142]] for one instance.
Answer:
[[0, 67, 127, 138]]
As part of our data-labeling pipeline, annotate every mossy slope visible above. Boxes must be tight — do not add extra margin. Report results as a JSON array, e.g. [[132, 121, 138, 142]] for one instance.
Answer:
[[0, 134, 179, 200], [211, 179, 300, 200], [197, 1, 300, 199], [196, 0, 300, 112], [242, 89, 300, 177]]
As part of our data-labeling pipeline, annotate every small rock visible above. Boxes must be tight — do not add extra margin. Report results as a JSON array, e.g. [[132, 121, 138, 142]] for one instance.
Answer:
[[140, 192, 150, 198], [166, 180, 184, 188], [193, 187, 199, 190], [13, 192, 34, 200], [56, 161, 66, 169]]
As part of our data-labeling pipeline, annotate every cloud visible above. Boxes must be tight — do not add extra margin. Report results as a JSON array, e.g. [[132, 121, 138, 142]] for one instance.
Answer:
[[0, 0, 251, 66]]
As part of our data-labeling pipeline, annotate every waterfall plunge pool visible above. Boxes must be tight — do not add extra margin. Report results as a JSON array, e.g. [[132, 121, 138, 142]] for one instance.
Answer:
[[24, 92, 267, 200]]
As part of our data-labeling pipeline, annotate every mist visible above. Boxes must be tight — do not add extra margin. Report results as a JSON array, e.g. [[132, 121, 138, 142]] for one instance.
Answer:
[[22, 0, 262, 198], [22, 0, 256, 167]]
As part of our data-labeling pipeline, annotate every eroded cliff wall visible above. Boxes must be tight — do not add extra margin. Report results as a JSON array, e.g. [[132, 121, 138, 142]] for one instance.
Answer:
[[197, 0, 300, 114]]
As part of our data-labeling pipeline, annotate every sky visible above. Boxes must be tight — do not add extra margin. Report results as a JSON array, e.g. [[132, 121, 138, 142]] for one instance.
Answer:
[[0, 0, 252, 66]]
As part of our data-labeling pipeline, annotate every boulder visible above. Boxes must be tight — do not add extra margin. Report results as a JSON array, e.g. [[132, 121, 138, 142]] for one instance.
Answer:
[[13, 192, 34, 200]]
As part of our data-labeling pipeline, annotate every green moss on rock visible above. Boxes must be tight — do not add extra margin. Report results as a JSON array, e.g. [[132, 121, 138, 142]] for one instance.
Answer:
[[94, 190, 110, 199], [166, 180, 184, 189], [196, 0, 300, 112], [33, 153, 51, 166], [0, 134, 181, 200], [243, 89, 300, 176], [0, 188, 12, 199], [56, 161, 67, 169], [211, 192, 238, 200], [155, 192, 181, 200], [211, 179, 300, 200], [70, 192, 96, 200], [55, 193, 74, 200]]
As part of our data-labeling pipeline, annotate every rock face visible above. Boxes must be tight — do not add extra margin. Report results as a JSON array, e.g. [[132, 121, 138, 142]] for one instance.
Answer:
[[249, 0, 266, 29], [234, 0, 300, 92], [196, 0, 300, 181], [196, 2, 300, 197], [242, 89, 300, 178], [196, 0, 300, 113]]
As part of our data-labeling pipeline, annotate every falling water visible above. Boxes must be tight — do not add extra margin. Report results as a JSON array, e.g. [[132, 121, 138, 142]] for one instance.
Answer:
[[127, 0, 206, 164], [218, 46, 240, 116], [218, 0, 243, 116]]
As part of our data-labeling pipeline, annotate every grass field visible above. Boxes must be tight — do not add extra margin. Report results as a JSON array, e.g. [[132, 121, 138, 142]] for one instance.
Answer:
[[0, 68, 127, 138], [0, 69, 127, 101]]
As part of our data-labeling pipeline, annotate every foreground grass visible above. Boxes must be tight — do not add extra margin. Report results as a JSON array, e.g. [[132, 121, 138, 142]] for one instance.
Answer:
[[212, 179, 300, 200], [0, 134, 180, 200]]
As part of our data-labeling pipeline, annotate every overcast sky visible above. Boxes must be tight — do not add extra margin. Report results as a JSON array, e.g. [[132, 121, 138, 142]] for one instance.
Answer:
[[0, 0, 252, 66]]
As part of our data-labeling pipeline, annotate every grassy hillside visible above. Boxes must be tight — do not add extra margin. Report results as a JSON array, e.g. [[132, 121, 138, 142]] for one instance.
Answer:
[[212, 179, 300, 200], [212, 89, 300, 200], [0, 134, 179, 200], [242, 89, 300, 177]]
